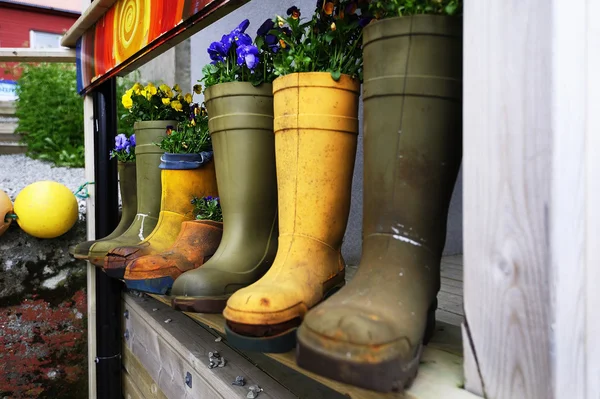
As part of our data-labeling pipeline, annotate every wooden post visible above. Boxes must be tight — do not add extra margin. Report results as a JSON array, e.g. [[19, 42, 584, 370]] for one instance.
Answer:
[[462, 1, 553, 398], [463, 1, 600, 398], [552, 1, 600, 398]]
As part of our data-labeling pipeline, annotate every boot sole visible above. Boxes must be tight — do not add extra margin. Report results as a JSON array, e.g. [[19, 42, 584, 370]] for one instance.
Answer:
[[224, 273, 346, 353], [125, 276, 174, 295], [172, 295, 230, 314], [295, 300, 437, 392], [104, 267, 126, 280]]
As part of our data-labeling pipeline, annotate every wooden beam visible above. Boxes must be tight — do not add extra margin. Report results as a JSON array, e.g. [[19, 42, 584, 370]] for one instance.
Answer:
[[552, 0, 600, 398], [61, 0, 118, 47], [462, 1, 553, 398], [0, 48, 76, 62], [122, 293, 296, 399]]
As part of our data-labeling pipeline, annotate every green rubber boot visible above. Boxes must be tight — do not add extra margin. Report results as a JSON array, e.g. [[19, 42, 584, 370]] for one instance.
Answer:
[[69, 161, 137, 260], [88, 121, 174, 269], [171, 82, 278, 313], [296, 15, 463, 392]]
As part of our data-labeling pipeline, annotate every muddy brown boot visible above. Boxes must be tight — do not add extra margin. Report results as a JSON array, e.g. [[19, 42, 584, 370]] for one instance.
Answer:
[[296, 15, 462, 392], [69, 161, 137, 260]]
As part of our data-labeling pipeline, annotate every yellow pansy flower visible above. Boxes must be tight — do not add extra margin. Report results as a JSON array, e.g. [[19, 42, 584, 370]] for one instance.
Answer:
[[125, 88, 134, 96], [184, 93, 193, 103], [171, 100, 183, 112], [132, 82, 143, 94], [193, 84, 202, 94], [331, 22, 336, 31], [162, 97, 171, 105], [140, 89, 147, 98], [145, 84, 158, 97], [159, 84, 173, 98], [173, 84, 181, 93], [122, 93, 133, 109]]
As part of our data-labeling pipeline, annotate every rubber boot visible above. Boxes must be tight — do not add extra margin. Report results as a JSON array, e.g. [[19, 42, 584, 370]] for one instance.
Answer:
[[124, 220, 223, 294], [88, 121, 175, 268], [103, 153, 218, 279], [69, 161, 137, 260], [296, 16, 463, 392], [223, 73, 359, 353], [171, 82, 278, 313]]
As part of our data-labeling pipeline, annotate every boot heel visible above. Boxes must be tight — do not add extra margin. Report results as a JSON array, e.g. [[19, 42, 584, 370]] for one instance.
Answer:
[[423, 298, 437, 345]]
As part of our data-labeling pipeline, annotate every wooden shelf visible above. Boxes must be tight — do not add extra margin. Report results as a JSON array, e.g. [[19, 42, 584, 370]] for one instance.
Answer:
[[144, 293, 476, 399]]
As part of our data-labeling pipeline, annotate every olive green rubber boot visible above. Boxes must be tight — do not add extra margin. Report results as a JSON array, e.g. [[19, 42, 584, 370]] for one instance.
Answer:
[[296, 15, 463, 392], [171, 82, 278, 313], [88, 121, 174, 269], [69, 161, 137, 260]]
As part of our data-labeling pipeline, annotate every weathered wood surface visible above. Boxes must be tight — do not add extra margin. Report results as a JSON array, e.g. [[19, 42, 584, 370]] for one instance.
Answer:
[[122, 345, 167, 399], [463, 1, 553, 398], [149, 294, 476, 399], [122, 292, 295, 399], [0, 48, 76, 62], [123, 370, 145, 399], [552, 1, 600, 398]]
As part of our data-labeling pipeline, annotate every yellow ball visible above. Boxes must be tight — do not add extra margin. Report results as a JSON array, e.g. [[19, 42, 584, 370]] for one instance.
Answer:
[[0, 189, 13, 237], [14, 181, 78, 239]]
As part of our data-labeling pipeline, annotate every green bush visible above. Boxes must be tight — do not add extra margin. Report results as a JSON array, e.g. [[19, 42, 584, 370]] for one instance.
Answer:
[[16, 63, 84, 167]]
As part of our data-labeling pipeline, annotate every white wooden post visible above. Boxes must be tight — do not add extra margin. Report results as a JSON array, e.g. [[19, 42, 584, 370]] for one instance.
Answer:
[[552, 0, 600, 398], [462, 1, 553, 397]]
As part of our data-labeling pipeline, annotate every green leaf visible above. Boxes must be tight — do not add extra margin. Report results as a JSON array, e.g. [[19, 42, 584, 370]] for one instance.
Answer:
[[330, 70, 342, 81]]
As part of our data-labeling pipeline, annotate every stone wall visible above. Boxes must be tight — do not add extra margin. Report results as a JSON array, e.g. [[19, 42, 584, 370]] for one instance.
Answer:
[[0, 220, 88, 398]]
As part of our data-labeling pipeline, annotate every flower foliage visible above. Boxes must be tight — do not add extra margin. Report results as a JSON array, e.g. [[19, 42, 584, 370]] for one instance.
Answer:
[[369, 0, 462, 17], [269, 2, 370, 81], [192, 196, 223, 222], [157, 103, 212, 154], [121, 82, 193, 125], [109, 133, 136, 162], [201, 19, 277, 88]]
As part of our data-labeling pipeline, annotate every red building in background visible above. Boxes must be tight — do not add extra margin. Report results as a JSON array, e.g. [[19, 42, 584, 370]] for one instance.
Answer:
[[0, 0, 80, 84]]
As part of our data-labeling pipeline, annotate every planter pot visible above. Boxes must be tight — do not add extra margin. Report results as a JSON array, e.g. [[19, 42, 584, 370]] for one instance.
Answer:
[[296, 15, 463, 392], [87, 120, 177, 267], [222, 72, 360, 353], [103, 150, 218, 279], [170, 81, 279, 314], [69, 161, 137, 259]]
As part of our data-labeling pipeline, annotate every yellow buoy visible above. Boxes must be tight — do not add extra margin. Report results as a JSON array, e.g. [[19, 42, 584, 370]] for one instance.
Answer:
[[0, 189, 13, 237], [14, 181, 78, 239]]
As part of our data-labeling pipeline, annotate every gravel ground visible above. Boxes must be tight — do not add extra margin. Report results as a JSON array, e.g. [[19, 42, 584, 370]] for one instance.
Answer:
[[0, 154, 87, 216]]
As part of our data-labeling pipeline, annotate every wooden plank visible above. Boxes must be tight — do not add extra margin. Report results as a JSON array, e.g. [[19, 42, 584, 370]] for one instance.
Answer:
[[123, 293, 295, 399], [437, 310, 464, 328], [122, 345, 167, 399], [148, 295, 476, 399], [552, 1, 600, 398], [439, 266, 463, 282], [83, 93, 97, 399], [61, 0, 117, 47], [123, 370, 145, 399], [0, 48, 76, 62], [463, 1, 553, 398]]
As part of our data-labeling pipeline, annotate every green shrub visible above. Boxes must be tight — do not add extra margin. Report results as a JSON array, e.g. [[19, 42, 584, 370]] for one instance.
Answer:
[[16, 63, 84, 167]]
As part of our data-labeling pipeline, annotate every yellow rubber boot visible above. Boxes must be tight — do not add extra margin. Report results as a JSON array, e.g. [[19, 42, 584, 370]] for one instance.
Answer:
[[103, 158, 218, 279], [223, 73, 360, 353]]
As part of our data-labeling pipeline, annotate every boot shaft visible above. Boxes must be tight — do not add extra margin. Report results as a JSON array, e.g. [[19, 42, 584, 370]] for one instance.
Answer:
[[133, 120, 176, 218], [273, 73, 360, 248], [158, 160, 218, 215], [204, 82, 278, 247], [362, 16, 462, 253], [117, 161, 137, 224]]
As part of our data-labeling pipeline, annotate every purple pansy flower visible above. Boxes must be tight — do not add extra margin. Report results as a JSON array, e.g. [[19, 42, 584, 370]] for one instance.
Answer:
[[129, 134, 136, 147], [265, 34, 279, 52], [234, 19, 250, 34], [236, 45, 260, 70], [208, 41, 226, 62], [115, 133, 128, 151], [257, 19, 274, 37]]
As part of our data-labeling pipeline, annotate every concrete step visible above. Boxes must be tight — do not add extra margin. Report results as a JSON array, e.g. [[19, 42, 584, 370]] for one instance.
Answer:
[[0, 102, 16, 117], [0, 142, 27, 155], [0, 124, 18, 135], [0, 132, 21, 142]]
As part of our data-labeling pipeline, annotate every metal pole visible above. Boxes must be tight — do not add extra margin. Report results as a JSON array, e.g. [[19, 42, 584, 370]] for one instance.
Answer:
[[92, 78, 121, 399]]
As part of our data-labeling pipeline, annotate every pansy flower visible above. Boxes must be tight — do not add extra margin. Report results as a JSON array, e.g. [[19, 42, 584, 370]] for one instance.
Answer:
[[257, 18, 274, 37], [129, 134, 136, 147], [287, 6, 301, 19], [208, 41, 226, 62], [236, 45, 260, 70], [322, 1, 334, 15]]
